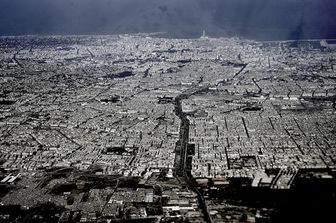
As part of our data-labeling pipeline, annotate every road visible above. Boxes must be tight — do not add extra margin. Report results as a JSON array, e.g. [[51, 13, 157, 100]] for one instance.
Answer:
[[174, 85, 213, 223]]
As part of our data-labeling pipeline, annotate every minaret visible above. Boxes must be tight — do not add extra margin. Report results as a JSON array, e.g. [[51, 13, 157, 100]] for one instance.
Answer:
[[201, 30, 208, 39]]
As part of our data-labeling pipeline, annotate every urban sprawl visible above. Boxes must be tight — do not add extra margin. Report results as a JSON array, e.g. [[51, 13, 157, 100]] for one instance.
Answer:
[[0, 35, 335, 222]]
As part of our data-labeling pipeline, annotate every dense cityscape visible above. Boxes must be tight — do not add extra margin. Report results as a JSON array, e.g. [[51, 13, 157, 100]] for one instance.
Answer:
[[0, 34, 335, 222]]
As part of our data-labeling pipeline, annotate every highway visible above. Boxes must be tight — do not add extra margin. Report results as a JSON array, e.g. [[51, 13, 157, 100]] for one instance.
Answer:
[[174, 85, 213, 223]]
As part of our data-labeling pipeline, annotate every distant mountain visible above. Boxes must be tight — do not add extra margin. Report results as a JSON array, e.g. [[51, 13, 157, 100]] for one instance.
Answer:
[[0, 0, 335, 40]]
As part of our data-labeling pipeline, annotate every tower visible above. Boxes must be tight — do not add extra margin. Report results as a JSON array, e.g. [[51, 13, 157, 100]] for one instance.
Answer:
[[201, 30, 208, 39]]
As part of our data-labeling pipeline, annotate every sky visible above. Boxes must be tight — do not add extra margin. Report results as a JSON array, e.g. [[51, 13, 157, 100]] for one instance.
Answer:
[[0, 0, 335, 40]]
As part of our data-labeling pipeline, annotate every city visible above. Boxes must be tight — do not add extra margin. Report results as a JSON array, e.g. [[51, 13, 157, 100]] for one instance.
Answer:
[[0, 34, 335, 222]]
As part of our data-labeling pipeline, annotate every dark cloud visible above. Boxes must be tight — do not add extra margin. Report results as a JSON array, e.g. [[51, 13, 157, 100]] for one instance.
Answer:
[[0, 0, 335, 40]]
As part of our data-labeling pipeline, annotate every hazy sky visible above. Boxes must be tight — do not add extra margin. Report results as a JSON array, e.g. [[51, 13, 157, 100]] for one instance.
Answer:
[[0, 0, 335, 40]]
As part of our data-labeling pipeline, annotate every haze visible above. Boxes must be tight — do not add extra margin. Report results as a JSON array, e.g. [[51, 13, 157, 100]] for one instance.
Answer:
[[0, 0, 335, 40]]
